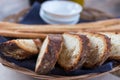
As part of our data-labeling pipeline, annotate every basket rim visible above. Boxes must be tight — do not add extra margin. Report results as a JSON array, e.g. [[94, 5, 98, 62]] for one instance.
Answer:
[[0, 57, 120, 80]]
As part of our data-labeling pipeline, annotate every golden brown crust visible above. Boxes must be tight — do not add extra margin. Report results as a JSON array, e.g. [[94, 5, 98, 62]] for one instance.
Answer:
[[35, 34, 63, 74], [58, 33, 90, 71]]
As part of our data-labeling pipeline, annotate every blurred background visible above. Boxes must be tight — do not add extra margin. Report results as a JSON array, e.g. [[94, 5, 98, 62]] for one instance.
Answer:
[[0, 0, 120, 79], [0, 0, 120, 21], [85, 0, 120, 17]]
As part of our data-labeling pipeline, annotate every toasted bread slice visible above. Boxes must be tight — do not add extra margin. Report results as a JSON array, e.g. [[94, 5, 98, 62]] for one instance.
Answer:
[[0, 39, 41, 59], [77, 32, 111, 68], [100, 32, 120, 60], [35, 34, 63, 74], [58, 33, 90, 71]]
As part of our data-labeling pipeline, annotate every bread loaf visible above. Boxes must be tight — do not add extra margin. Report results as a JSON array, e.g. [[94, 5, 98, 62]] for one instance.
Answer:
[[35, 34, 63, 74], [0, 39, 41, 59], [58, 33, 90, 71], [77, 32, 111, 68], [100, 32, 120, 60]]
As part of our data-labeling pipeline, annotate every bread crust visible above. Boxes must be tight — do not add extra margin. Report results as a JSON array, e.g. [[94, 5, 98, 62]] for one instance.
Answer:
[[58, 33, 90, 71], [77, 32, 111, 68], [35, 34, 63, 74], [100, 32, 120, 61], [96, 33, 111, 66], [73, 34, 90, 70], [0, 39, 41, 60]]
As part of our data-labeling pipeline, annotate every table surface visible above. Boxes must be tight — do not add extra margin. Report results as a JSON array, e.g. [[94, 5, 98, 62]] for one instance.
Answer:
[[0, 63, 120, 80]]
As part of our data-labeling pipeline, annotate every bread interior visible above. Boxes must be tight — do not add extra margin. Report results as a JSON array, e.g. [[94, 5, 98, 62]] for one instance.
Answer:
[[58, 34, 82, 68], [36, 37, 48, 69], [16, 39, 38, 54]]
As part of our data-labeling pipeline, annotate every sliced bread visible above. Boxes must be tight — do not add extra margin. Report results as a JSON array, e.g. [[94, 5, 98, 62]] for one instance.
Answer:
[[0, 39, 41, 59], [58, 33, 90, 71], [100, 32, 120, 60], [35, 34, 63, 74], [77, 32, 111, 68]]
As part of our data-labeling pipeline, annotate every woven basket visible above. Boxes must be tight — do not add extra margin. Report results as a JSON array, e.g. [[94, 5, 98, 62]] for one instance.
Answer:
[[1, 7, 120, 80]]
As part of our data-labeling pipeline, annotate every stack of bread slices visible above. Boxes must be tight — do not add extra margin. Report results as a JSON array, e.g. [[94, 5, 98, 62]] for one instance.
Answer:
[[0, 32, 120, 74]]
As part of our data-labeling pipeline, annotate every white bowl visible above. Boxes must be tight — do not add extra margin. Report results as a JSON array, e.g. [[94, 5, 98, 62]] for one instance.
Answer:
[[41, 8, 80, 22], [40, 9, 80, 24], [40, 1, 82, 24]]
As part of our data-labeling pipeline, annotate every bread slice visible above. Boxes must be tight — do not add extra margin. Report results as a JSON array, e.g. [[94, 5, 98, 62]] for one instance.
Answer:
[[0, 39, 41, 59], [100, 32, 120, 60], [58, 33, 90, 71], [77, 32, 111, 68], [35, 34, 63, 74]]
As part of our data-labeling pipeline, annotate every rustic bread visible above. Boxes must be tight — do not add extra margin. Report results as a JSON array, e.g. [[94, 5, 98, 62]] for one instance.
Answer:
[[0, 39, 41, 59], [100, 32, 120, 60], [58, 33, 90, 71], [35, 34, 63, 74], [77, 32, 111, 68]]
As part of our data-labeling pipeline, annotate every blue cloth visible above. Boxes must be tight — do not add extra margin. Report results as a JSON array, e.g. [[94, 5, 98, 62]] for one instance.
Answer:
[[20, 2, 47, 24], [50, 62, 113, 76], [0, 1, 114, 76]]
